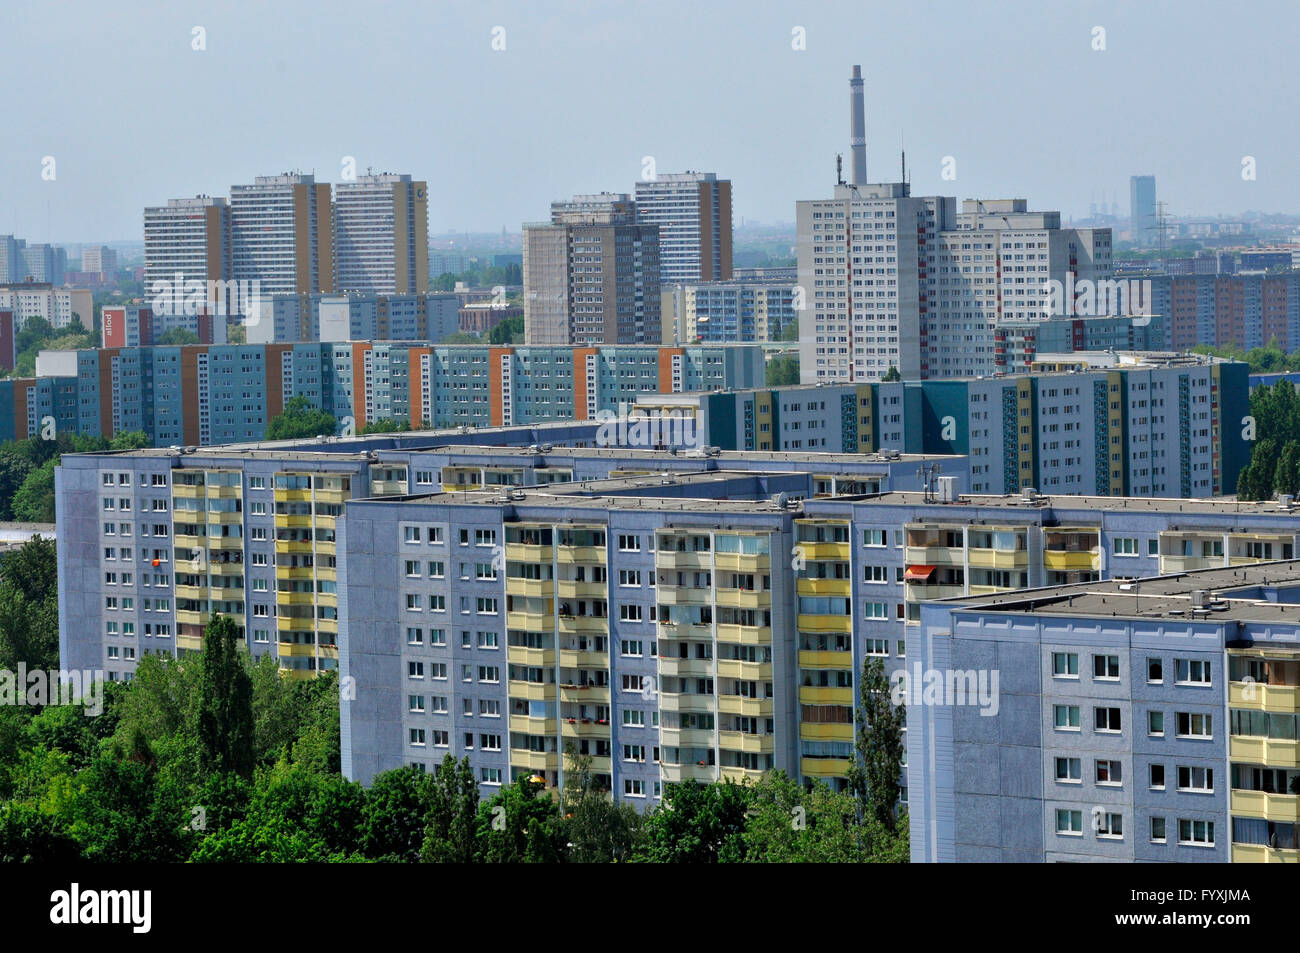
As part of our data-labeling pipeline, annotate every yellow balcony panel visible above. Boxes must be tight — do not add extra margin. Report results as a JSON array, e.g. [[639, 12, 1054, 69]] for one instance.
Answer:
[[798, 650, 854, 670], [556, 580, 607, 600], [560, 719, 612, 740], [205, 510, 243, 525], [904, 545, 963, 566], [175, 584, 205, 601], [1231, 789, 1300, 822], [714, 588, 770, 610], [716, 659, 772, 681], [797, 613, 852, 634], [1230, 735, 1300, 768], [558, 684, 610, 704], [718, 730, 774, 754], [800, 722, 854, 742], [274, 513, 313, 529], [173, 533, 203, 548], [967, 548, 1028, 570], [799, 685, 852, 706], [318, 644, 339, 658], [277, 590, 316, 606], [801, 758, 851, 779], [203, 485, 241, 499], [656, 550, 711, 570], [1229, 680, 1300, 711], [661, 762, 717, 783], [656, 587, 711, 606], [904, 583, 966, 602], [314, 567, 337, 582], [716, 624, 772, 646], [508, 679, 555, 702], [274, 540, 313, 556], [279, 667, 313, 682], [505, 543, 553, 564], [796, 541, 849, 561], [720, 766, 767, 784], [714, 552, 770, 573], [968, 585, 1008, 597], [509, 714, 554, 736], [658, 656, 714, 678], [171, 483, 203, 499], [658, 691, 715, 714], [176, 634, 203, 651], [507, 646, 555, 667], [506, 611, 553, 631], [277, 642, 316, 657], [585, 756, 612, 775], [314, 488, 347, 504], [1232, 844, 1300, 863], [275, 565, 313, 580], [660, 727, 714, 748], [506, 578, 553, 599], [717, 695, 773, 717], [797, 578, 852, 597], [317, 618, 338, 633], [558, 648, 609, 669], [276, 488, 311, 503], [557, 615, 608, 635], [555, 545, 605, 564], [207, 584, 244, 598], [1043, 549, 1101, 572], [369, 480, 407, 496], [510, 748, 559, 772], [175, 609, 207, 627]]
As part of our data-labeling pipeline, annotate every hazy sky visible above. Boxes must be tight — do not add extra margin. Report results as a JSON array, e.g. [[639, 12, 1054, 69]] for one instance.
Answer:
[[3, 0, 1295, 243]]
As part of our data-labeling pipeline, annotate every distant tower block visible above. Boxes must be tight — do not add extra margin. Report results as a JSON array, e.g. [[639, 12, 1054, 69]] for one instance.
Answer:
[[849, 65, 867, 185]]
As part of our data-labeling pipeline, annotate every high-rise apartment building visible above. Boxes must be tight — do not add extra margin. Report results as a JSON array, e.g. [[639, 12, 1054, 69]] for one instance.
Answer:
[[81, 245, 118, 274], [633, 172, 732, 284], [1131, 175, 1157, 246], [230, 174, 334, 294], [143, 196, 232, 305], [333, 174, 428, 294], [678, 280, 796, 343], [523, 194, 660, 346]]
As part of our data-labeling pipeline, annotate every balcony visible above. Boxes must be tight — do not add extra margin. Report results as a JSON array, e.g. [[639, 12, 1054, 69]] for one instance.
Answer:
[[171, 483, 203, 499], [661, 762, 717, 783], [508, 679, 555, 702], [719, 766, 767, 784], [1043, 549, 1100, 572], [714, 551, 770, 573], [175, 609, 207, 627], [718, 730, 774, 754], [658, 656, 713, 678], [275, 488, 311, 503], [206, 510, 244, 525], [799, 722, 853, 742], [657, 587, 711, 606], [275, 565, 313, 580], [904, 582, 966, 602], [558, 648, 609, 669], [557, 615, 608, 636], [656, 549, 712, 570], [714, 588, 769, 610], [718, 695, 773, 717], [797, 650, 853, 670], [506, 610, 552, 631], [1230, 735, 1300, 768], [796, 578, 852, 598], [505, 577, 553, 599], [1159, 555, 1219, 574], [175, 584, 205, 601], [558, 683, 610, 704], [659, 727, 714, 748], [276, 590, 315, 607], [659, 692, 715, 713], [560, 719, 612, 740], [1231, 788, 1300, 822], [1229, 680, 1299, 711], [274, 538, 313, 555], [506, 543, 553, 564], [794, 541, 849, 561], [273, 513, 313, 530], [509, 714, 554, 736], [799, 685, 852, 706], [797, 613, 852, 634], [904, 544, 963, 566], [204, 484, 241, 499], [801, 757, 851, 779], [1231, 844, 1300, 864], [277, 641, 316, 658], [510, 748, 559, 772], [967, 548, 1028, 570], [506, 646, 555, 667], [556, 545, 605, 565], [369, 479, 407, 496], [716, 659, 772, 681], [716, 624, 772, 646]]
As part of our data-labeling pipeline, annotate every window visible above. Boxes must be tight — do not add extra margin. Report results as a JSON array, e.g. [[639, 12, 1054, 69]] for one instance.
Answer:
[[1055, 809, 1082, 835], [1177, 819, 1214, 846], [1147, 658, 1163, 683], [430, 594, 446, 612], [476, 597, 498, 615], [617, 534, 640, 552], [621, 640, 643, 657], [1096, 813, 1123, 839], [479, 734, 501, 751], [432, 730, 449, 747], [409, 695, 425, 713], [624, 779, 645, 797], [618, 570, 641, 586], [620, 604, 642, 622], [429, 561, 445, 578], [1150, 763, 1166, 790], [408, 662, 425, 679], [1175, 659, 1212, 686], [1148, 710, 1165, 736], [428, 526, 444, 544], [1175, 712, 1212, 739], [478, 666, 500, 683], [480, 767, 502, 785], [409, 728, 426, 747], [477, 631, 499, 649], [1093, 654, 1120, 680], [622, 709, 644, 727], [1052, 652, 1079, 678], [1113, 537, 1138, 556], [862, 529, 886, 547], [479, 699, 500, 717], [404, 526, 422, 544], [1176, 766, 1213, 793], [864, 638, 888, 656], [623, 744, 646, 762], [1096, 760, 1122, 785], [407, 627, 424, 645], [1095, 707, 1122, 732], [1054, 757, 1081, 783], [1054, 705, 1080, 730], [1150, 817, 1167, 843]]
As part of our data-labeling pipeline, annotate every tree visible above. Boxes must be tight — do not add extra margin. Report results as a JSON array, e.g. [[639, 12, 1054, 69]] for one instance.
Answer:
[[67, 755, 194, 862], [196, 615, 255, 779], [0, 802, 80, 862], [474, 774, 566, 863], [265, 395, 337, 441], [359, 418, 413, 435], [421, 755, 479, 862], [562, 745, 643, 861], [0, 452, 33, 520], [156, 328, 200, 346], [846, 655, 906, 835], [109, 430, 150, 450], [739, 771, 865, 862], [634, 780, 751, 863], [779, 317, 799, 342], [362, 766, 432, 862], [488, 314, 524, 345], [11, 460, 56, 522], [0, 536, 59, 672], [766, 355, 800, 387], [882, 365, 901, 382]]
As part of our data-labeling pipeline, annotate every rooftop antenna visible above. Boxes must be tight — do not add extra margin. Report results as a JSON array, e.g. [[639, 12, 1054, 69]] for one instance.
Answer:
[[836, 153, 845, 186]]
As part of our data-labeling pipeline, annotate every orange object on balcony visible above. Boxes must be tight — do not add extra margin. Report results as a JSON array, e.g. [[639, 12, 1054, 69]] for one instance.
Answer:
[[904, 565, 937, 581]]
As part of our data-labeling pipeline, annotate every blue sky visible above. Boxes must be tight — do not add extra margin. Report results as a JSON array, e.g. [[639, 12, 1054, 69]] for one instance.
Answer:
[[1, 0, 1292, 242]]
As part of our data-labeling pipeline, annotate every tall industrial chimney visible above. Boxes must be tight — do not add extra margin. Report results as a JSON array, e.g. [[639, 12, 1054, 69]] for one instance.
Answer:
[[849, 65, 867, 185]]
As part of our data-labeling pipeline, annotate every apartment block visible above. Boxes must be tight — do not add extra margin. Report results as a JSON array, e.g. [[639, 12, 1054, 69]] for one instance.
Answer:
[[246, 292, 460, 344], [230, 174, 334, 295], [143, 196, 233, 306], [82, 246, 118, 274], [333, 174, 428, 295], [910, 557, 1300, 862], [678, 279, 796, 343], [0, 282, 92, 330], [523, 194, 660, 346], [1149, 273, 1300, 353], [633, 172, 732, 284]]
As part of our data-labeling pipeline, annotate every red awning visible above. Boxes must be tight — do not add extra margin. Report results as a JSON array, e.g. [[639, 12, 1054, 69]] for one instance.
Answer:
[[905, 565, 937, 581]]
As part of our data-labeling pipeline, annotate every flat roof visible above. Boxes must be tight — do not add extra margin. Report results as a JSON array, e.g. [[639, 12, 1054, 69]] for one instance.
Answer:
[[810, 490, 1300, 520]]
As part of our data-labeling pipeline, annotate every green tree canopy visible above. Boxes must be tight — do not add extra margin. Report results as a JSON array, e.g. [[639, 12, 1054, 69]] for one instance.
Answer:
[[265, 396, 337, 441]]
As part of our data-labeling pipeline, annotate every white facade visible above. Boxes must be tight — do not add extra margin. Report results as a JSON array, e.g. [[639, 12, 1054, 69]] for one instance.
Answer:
[[230, 174, 321, 295]]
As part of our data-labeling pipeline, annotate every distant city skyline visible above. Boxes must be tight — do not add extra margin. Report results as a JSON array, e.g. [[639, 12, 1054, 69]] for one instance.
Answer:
[[4, 0, 1299, 244]]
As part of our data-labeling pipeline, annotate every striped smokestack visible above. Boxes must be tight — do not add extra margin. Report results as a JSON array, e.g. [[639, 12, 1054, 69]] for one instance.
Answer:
[[849, 65, 867, 185]]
